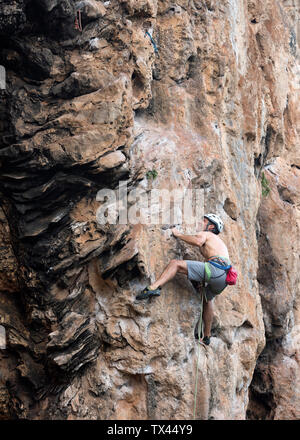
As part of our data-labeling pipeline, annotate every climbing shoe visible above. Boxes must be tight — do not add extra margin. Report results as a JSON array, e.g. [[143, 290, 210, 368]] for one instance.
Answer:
[[136, 286, 161, 300], [202, 336, 210, 345], [194, 332, 211, 345]]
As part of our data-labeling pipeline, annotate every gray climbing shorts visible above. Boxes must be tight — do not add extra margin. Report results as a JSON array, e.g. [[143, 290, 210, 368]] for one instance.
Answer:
[[186, 260, 228, 301]]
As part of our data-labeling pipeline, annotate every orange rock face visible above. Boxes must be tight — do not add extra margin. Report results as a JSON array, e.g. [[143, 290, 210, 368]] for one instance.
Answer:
[[0, 0, 299, 419]]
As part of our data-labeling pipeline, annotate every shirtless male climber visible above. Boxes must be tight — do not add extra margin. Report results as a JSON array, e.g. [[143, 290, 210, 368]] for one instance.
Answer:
[[135, 213, 231, 346]]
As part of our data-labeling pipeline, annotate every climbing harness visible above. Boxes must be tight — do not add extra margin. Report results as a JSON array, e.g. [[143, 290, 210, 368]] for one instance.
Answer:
[[145, 31, 158, 53], [208, 257, 238, 286], [75, 10, 83, 32], [208, 256, 231, 271], [208, 260, 231, 270]]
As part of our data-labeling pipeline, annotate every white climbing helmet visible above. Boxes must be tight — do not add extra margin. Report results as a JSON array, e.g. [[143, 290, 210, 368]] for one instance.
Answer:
[[204, 213, 224, 233]]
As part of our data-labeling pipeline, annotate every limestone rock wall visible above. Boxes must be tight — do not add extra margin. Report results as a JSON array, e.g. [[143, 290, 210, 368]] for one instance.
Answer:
[[0, 0, 299, 419]]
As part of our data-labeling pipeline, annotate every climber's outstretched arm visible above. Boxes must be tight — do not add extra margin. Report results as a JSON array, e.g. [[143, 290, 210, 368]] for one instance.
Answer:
[[172, 228, 206, 248]]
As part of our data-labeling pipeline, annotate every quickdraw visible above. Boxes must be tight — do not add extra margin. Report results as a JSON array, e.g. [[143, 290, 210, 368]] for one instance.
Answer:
[[75, 10, 83, 32], [145, 30, 158, 53]]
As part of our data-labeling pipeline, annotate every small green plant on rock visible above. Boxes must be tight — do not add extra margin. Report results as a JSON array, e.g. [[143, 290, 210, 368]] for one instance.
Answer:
[[261, 172, 271, 197], [146, 168, 158, 180]]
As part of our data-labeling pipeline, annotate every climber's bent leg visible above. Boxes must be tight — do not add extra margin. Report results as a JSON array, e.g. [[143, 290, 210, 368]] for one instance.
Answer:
[[149, 259, 188, 290], [136, 260, 188, 300], [202, 297, 213, 340]]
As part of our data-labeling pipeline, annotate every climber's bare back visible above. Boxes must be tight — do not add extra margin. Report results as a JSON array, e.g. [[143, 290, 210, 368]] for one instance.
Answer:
[[196, 231, 229, 260]]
